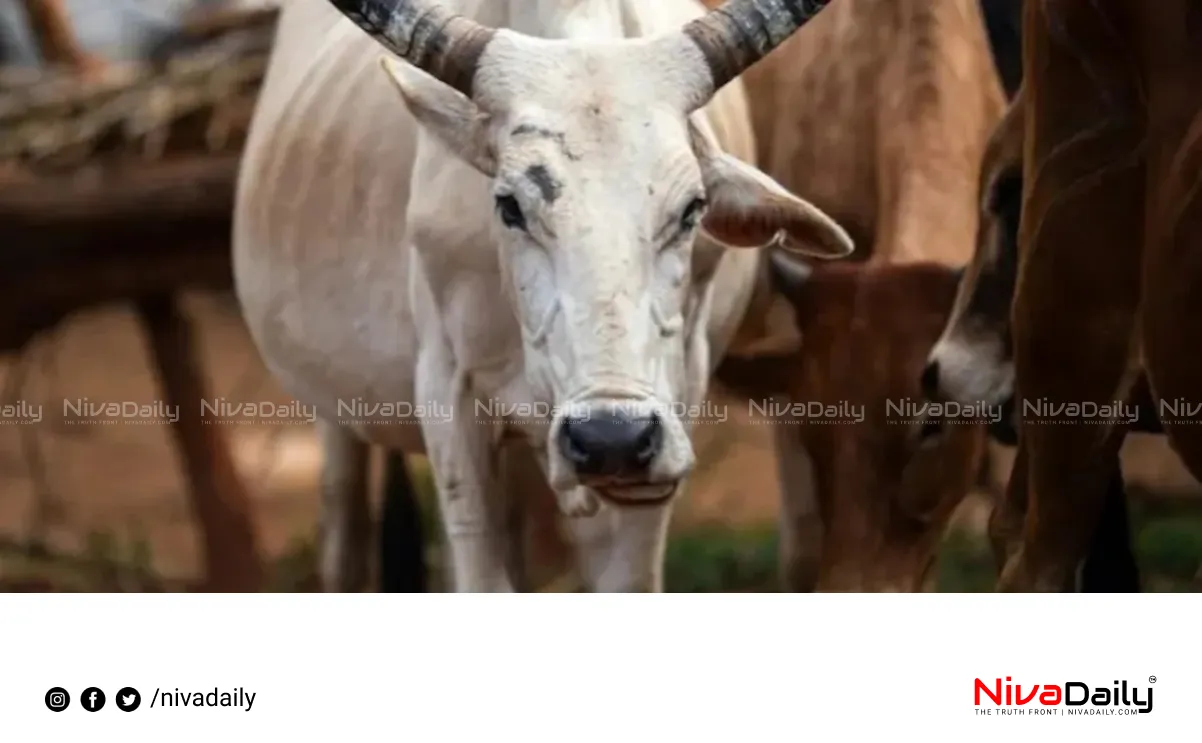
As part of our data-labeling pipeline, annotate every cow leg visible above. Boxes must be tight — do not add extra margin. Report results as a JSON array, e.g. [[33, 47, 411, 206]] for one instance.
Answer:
[[377, 447, 501, 593], [1078, 459, 1139, 592], [991, 439, 1139, 592], [415, 346, 514, 592], [496, 436, 579, 592], [998, 0, 1145, 592], [566, 497, 673, 593], [1000, 420, 1134, 592], [316, 420, 372, 592], [987, 441, 1026, 573], [773, 424, 821, 592], [990, 445, 1106, 592]]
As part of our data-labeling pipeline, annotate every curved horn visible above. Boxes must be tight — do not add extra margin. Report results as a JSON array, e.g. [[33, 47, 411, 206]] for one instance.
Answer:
[[682, 0, 831, 95], [326, 0, 495, 98]]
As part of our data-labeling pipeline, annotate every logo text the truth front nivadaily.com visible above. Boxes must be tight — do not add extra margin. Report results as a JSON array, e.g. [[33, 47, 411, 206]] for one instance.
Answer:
[[974, 677, 1152, 715]]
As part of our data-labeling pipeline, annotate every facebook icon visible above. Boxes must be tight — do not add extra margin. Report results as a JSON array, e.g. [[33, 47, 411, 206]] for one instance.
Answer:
[[81, 687, 106, 712]]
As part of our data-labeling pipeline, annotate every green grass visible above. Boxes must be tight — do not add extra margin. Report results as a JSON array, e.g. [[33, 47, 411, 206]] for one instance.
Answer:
[[1134, 515, 1202, 588], [659, 517, 1202, 592], [664, 526, 780, 592], [934, 528, 996, 592]]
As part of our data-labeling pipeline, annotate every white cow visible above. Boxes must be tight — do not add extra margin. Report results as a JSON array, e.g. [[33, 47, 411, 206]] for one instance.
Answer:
[[233, 0, 851, 592]]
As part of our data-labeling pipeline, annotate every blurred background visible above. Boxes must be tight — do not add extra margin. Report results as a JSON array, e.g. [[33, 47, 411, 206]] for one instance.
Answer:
[[2, 0, 1201, 592]]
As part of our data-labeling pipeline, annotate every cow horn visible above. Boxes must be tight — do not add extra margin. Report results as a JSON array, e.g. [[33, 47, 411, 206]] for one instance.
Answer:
[[326, 0, 495, 98], [681, 0, 831, 95]]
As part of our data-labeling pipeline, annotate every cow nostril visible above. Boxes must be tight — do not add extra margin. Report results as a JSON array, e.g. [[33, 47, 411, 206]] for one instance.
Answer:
[[920, 360, 940, 400], [633, 413, 663, 467], [560, 417, 593, 468]]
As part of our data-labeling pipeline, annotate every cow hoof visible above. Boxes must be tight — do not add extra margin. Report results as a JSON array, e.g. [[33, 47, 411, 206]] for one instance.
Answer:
[[557, 486, 600, 518]]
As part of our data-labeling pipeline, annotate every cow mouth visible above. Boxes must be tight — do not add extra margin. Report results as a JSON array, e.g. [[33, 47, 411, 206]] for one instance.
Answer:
[[594, 483, 677, 508]]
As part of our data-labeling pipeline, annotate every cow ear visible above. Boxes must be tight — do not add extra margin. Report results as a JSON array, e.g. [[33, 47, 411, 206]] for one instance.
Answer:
[[379, 56, 496, 176], [689, 123, 853, 259]]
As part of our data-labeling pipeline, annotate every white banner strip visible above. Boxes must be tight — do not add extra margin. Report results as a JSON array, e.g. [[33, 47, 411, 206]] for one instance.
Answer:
[[2, 594, 1196, 741]]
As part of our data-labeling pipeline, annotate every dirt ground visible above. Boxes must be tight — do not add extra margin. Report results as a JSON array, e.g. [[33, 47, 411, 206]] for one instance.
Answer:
[[0, 290, 1197, 585]]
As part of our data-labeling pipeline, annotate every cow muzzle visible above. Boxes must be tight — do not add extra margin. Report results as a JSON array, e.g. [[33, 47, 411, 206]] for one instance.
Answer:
[[547, 398, 694, 504], [923, 335, 1013, 408], [559, 410, 662, 479]]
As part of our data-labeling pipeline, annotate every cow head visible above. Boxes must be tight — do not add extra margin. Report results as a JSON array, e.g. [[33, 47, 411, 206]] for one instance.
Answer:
[[923, 86, 1024, 415], [720, 258, 986, 590], [327, 0, 853, 505]]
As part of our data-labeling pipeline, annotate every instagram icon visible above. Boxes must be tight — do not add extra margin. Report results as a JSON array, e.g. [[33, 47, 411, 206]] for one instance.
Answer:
[[45, 687, 70, 712]]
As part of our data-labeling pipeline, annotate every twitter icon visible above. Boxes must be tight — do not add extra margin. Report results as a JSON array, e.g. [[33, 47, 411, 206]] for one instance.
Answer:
[[115, 687, 141, 712]]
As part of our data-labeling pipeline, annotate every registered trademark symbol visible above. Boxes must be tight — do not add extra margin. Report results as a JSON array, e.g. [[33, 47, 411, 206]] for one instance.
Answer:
[[1149, 676, 1157, 684]]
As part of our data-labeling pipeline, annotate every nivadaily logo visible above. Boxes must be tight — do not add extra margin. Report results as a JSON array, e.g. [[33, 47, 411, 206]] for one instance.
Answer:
[[974, 677, 1154, 715]]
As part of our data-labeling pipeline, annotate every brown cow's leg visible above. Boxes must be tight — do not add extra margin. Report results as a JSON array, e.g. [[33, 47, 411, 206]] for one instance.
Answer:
[[1079, 459, 1139, 592], [993, 440, 1139, 592], [998, 0, 1145, 591], [773, 423, 821, 592], [987, 441, 1025, 571], [1140, 0, 1202, 482], [136, 297, 264, 592]]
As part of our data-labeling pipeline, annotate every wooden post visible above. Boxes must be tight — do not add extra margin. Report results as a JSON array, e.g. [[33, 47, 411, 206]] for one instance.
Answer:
[[18, 0, 107, 78], [135, 295, 264, 592]]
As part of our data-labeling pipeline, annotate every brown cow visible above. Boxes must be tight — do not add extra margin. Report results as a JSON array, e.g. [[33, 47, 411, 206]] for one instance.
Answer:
[[703, 0, 1004, 589], [718, 258, 986, 590], [920, 85, 1144, 592], [720, 0, 1006, 266], [991, 0, 1202, 591]]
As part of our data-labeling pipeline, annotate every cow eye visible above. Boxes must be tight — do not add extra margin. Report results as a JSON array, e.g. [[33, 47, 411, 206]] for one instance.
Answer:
[[495, 194, 526, 230], [680, 197, 707, 230]]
